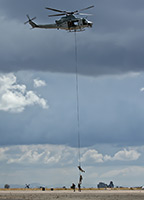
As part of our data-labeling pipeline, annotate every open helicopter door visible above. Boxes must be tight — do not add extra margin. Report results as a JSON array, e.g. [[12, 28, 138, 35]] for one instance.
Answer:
[[78, 19, 83, 26]]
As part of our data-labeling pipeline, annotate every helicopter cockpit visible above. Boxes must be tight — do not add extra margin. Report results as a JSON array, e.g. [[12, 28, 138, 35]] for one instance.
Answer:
[[82, 18, 93, 27]]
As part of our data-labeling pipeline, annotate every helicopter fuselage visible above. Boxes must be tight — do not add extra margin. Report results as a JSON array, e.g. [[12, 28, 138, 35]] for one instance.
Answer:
[[56, 15, 93, 30], [28, 14, 93, 31]]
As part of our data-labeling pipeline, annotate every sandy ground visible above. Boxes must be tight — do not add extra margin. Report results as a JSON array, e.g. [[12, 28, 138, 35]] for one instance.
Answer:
[[0, 190, 144, 200]]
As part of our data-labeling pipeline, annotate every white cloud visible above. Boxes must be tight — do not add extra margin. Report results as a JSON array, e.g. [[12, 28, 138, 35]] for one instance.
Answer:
[[3, 145, 76, 166], [33, 79, 46, 88], [81, 148, 140, 163], [0, 145, 141, 167], [81, 150, 104, 163], [0, 147, 9, 161], [8, 149, 45, 164], [0, 73, 48, 113], [140, 87, 144, 92], [110, 149, 141, 161], [113, 72, 141, 80]]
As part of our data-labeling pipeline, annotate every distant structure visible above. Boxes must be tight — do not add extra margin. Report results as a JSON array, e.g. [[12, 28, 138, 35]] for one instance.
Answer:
[[109, 181, 114, 188], [97, 182, 107, 189], [4, 184, 10, 189], [97, 181, 114, 189]]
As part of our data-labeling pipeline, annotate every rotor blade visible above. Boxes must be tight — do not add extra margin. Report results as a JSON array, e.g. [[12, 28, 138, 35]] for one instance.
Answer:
[[24, 20, 29, 25], [77, 13, 92, 16], [31, 17, 36, 21], [26, 14, 30, 20], [48, 13, 65, 17], [45, 7, 65, 13], [24, 15, 36, 24], [24, 15, 30, 24], [79, 5, 94, 12]]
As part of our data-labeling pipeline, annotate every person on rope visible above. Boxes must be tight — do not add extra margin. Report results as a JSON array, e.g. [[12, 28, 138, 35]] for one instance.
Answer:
[[78, 175, 83, 192], [78, 165, 85, 173], [79, 175, 83, 184], [78, 182, 81, 192]]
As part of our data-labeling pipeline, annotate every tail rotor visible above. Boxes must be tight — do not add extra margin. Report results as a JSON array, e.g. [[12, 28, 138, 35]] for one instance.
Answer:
[[24, 15, 36, 24]]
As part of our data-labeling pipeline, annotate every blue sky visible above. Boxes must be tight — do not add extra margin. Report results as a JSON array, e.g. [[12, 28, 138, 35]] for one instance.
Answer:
[[0, 0, 144, 188]]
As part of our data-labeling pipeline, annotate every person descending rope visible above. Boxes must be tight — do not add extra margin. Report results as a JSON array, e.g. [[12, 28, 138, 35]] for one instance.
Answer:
[[78, 182, 81, 192], [78, 175, 83, 192], [79, 175, 83, 184], [78, 165, 85, 173]]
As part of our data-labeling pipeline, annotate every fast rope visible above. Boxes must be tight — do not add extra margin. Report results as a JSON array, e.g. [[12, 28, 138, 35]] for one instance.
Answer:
[[74, 31, 81, 169]]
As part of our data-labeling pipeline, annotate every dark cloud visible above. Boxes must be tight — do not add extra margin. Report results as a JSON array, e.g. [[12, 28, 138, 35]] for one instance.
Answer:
[[0, 0, 144, 76], [0, 72, 144, 148]]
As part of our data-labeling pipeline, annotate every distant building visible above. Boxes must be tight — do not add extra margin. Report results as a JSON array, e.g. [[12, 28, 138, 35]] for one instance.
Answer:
[[4, 184, 10, 189], [109, 181, 114, 188], [97, 182, 107, 188], [97, 181, 114, 189]]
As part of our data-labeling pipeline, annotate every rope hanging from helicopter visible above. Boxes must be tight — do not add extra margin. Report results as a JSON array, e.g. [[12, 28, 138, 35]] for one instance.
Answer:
[[74, 32, 85, 186], [74, 31, 81, 168]]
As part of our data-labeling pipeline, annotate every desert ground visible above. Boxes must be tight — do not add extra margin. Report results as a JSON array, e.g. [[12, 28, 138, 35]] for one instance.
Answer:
[[0, 190, 144, 200]]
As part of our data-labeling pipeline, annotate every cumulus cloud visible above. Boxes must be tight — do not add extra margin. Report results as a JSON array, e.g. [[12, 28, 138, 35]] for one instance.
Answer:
[[81, 148, 140, 163], [0, 73, 48, 113], [33, 79, 46, 88], [3, 145, 76, 166], [0, 145, 141, 169], [110, 148, 141, 161], [81, 150, 104, 163], [8, 149, 45, 164]]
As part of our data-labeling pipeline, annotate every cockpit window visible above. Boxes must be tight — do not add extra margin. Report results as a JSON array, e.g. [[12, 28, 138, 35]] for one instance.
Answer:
[[82, 19, 87, 25]]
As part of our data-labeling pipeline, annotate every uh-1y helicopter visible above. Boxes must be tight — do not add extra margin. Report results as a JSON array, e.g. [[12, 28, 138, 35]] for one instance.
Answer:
[[24, 5, 94, 31]]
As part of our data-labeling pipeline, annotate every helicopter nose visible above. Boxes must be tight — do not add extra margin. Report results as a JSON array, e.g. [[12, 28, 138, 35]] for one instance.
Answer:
[[88, 22, 93, 27]]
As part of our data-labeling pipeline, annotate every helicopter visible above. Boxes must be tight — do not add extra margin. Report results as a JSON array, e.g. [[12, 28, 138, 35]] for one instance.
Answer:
[[24, 6, 94, 31]]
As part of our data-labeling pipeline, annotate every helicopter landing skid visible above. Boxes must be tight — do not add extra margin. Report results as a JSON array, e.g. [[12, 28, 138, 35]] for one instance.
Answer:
[[68, 29, 85, 32]]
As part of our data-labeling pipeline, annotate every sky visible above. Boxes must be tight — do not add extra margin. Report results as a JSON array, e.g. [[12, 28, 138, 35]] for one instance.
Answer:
[[0, 0, 144, 188]]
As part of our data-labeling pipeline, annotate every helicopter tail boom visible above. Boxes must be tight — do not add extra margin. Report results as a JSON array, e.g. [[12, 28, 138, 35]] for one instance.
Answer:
[[25, 18, 58, 29], [29, 20, 38, 28]]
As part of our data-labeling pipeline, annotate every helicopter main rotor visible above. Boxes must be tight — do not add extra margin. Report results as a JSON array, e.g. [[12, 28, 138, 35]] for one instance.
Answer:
[[45, 5, 94, 17]]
